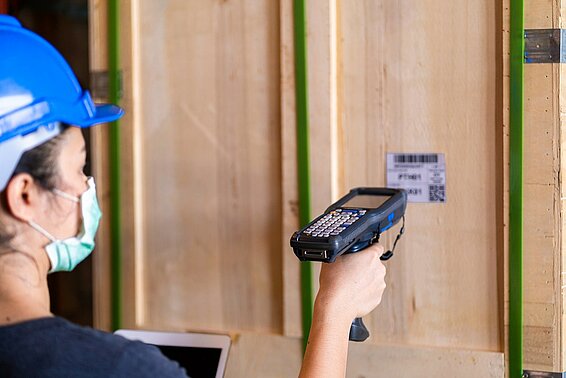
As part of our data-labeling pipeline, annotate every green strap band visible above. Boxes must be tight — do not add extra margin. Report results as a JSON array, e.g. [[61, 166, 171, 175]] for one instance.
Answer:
[[509, 0, 524, 375], [108, 0, 122, 331], [293, 0, 315, 351]]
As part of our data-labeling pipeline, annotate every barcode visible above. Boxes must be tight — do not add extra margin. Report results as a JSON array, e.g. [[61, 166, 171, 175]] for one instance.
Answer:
[[394, 154, 438, 164], [429, 185, 446, 202]]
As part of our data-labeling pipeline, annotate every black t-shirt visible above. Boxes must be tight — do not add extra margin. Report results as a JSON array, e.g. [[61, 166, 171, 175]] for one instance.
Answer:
[[0, 316, 188, 377]]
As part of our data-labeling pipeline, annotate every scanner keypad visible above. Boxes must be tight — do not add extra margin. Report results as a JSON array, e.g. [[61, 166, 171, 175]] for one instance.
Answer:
[[303, 209, 366, 238]]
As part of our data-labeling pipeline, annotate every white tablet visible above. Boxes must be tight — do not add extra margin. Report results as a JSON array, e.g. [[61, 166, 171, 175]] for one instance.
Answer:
[[115, 329, 231, 378]]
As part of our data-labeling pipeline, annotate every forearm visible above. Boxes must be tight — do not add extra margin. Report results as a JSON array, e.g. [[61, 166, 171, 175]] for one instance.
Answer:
[[299, 298, 352, 378]]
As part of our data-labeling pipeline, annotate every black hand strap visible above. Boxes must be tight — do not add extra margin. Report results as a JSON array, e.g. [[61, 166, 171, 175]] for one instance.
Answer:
[[380, 216, 405, 261]]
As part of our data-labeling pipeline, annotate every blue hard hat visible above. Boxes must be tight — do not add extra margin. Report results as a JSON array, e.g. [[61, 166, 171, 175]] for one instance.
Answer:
[[0, 15, 123, 191]]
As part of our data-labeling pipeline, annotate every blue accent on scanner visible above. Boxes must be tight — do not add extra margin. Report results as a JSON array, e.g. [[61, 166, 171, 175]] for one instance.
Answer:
[[381, 212, 395, 232]]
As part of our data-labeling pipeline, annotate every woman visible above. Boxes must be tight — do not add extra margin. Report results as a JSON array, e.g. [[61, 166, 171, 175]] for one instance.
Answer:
[[0, 15, 387, 377]]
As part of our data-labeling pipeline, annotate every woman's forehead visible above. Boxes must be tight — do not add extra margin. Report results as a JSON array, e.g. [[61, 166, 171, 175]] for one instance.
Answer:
[[66, 128, 85, 148], [58, 128, 86, 160]]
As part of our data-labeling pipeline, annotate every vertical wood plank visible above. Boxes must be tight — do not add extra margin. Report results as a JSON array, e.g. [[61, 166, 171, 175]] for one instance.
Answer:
[[560, 4, 566, 371], [88, 0, 112, 332], [280, 0, 302, 337], [521, 0, 563, 371], [304, 0, 340, 317], [116, 0, 138, 330], [307, 0, 340, 215], [89, 0, 138, 331], [502, 0, 510, 373]]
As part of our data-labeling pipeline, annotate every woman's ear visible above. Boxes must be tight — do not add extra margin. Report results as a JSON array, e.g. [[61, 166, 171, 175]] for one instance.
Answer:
[[4, 173, 39, 222]]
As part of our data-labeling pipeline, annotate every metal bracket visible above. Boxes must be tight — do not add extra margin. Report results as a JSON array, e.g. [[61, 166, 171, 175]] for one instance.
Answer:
[[524, 29, 566, 63], [90, 70, 123, 101], [523, 371, 566, 377]]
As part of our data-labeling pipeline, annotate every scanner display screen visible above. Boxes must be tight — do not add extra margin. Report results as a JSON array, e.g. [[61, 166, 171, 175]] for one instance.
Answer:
[[341, 194, 392, 209]]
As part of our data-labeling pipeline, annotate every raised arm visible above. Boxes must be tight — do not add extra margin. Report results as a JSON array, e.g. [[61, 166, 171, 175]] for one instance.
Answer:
[[299, 244, 387, 378]]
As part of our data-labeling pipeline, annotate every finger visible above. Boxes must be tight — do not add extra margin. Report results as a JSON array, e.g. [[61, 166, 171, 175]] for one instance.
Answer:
[[367, 243, 384, 255]]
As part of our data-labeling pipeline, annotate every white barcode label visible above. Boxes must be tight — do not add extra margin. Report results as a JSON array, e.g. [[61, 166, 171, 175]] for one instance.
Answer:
[[387, 153, 446, 203]]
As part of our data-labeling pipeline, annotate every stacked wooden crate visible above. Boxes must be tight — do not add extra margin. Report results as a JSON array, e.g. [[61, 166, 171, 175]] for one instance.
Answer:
[[89, 0, 566, 375]]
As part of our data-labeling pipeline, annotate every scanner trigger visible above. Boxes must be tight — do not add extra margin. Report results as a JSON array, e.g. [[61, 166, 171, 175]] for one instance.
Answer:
[[369, 234, 375, 245], [369, 232, 380, 246]]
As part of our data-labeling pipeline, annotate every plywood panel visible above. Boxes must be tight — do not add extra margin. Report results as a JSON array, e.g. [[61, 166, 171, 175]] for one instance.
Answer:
[[134, 1, 283, 334], [338, 1, 500, 351]]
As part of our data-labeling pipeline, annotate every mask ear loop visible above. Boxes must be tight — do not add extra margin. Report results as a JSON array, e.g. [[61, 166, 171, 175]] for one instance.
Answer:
[[28, 184, 84, 241], [52, 177, 95, 203], [379, 216, 405, 261], [52, 189, 80, 203], [28, 220, 57, 242]]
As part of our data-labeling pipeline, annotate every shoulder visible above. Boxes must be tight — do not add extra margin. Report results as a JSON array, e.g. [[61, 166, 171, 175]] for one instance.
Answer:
[[55, 318, 188, 377], [0, 317, 187, 378]]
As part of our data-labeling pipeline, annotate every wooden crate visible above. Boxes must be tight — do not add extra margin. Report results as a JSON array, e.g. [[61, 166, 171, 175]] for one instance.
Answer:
[[88, 0, 512, 376]]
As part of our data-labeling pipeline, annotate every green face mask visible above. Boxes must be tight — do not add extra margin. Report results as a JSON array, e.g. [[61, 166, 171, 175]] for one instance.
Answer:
[[28, 177, 101, 273]]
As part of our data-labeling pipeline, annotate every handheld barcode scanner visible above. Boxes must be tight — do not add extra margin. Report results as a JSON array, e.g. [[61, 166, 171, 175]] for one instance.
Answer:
[[290, 187, 407, 342]]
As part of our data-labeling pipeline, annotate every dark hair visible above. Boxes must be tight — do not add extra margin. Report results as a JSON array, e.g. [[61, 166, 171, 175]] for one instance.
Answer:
[[0, 124, 70, 245]]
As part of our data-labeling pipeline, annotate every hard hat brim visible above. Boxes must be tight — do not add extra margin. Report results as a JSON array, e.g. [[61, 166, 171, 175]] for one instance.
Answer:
[[78, 103, 124, 127]]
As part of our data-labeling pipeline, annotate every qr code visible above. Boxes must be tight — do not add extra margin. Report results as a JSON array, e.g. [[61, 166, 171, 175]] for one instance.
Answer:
[[429, 185, 445, 202]]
